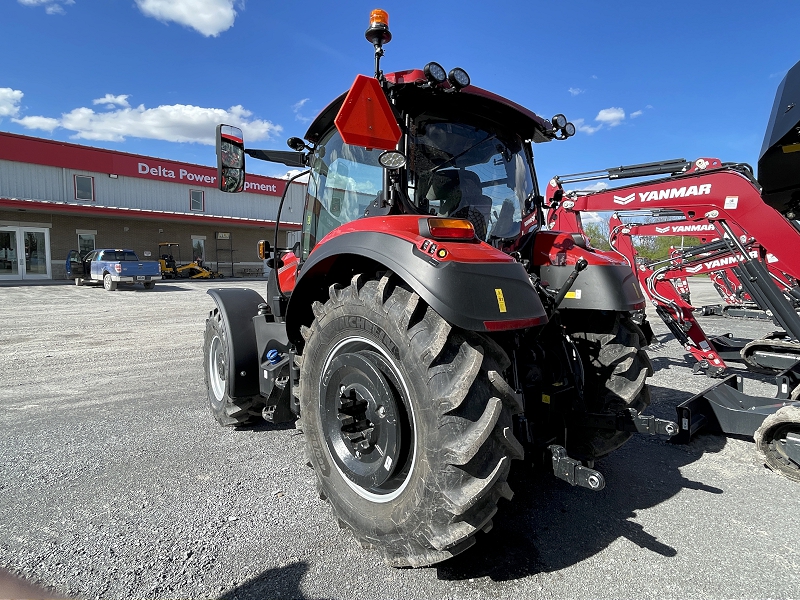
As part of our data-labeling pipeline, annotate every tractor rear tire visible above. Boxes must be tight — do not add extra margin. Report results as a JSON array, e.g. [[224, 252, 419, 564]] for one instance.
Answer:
[[754, 405, 800, 481], [203, 307, 264, 427], [299, 272, 523, 567], [564, 310, 652, 460]]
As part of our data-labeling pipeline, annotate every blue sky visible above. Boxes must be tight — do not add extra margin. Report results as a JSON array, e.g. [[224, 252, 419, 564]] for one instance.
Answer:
[[2, 0, 798, 187]]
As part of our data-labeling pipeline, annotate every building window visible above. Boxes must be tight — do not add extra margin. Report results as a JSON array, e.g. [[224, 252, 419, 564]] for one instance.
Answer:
[[190, 189, 204, 212], [77, 233, 96, 255], [75, 175, 95, 201]]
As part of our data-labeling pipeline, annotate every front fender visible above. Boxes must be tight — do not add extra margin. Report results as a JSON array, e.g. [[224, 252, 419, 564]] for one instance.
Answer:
[[206, 287, 265, 398], [285, 231, 548, 348]]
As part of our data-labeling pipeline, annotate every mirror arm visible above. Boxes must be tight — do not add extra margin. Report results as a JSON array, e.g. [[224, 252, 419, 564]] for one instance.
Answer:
[[245, 149, 308, 167]]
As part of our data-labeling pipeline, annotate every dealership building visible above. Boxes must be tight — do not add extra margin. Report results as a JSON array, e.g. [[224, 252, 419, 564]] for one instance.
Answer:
[[0, 132, 304, 282]]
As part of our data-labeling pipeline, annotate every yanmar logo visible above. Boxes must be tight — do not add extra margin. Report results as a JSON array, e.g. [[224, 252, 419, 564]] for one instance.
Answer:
[[655, 224, 716, 234], [612, 184, 711, 205], [685, 250, 757, 273]]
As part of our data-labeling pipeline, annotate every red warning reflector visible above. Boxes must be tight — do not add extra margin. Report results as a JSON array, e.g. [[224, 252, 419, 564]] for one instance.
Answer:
[[335, 75, 401, 150]]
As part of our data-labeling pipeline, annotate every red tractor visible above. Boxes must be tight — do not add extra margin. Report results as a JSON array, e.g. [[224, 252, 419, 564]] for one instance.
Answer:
[[203, 10, 678, 566]]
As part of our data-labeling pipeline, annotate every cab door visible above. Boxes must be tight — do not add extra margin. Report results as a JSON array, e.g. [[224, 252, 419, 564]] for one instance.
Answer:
[[66, 250, 85, 278]]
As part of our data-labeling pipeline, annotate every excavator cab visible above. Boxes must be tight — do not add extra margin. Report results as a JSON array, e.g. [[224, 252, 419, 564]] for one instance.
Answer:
[[759, 59, 800, 217]]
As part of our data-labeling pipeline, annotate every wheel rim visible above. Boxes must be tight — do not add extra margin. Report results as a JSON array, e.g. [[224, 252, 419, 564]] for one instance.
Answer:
[[208, 335, 227, 406], [320, 336, 416, 502]]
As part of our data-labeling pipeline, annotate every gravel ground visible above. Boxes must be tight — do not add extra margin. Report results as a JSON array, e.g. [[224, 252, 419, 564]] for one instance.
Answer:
[[0, 278, 797, 600]]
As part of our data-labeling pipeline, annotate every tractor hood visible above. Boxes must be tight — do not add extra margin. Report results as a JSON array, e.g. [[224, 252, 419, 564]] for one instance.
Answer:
[[304, 70, 556, 146], [758, 59, 800, 214]]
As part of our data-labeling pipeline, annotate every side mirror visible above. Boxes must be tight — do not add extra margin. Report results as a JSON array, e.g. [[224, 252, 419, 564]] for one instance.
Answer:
[[257, 239, 271, 260], [216, 124, 246, 193]]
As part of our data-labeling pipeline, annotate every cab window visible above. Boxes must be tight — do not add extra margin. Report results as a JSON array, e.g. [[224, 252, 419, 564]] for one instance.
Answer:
[[302, 129, 384, 259]]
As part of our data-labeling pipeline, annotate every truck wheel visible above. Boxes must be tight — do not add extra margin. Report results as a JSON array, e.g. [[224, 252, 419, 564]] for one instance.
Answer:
[[143, 281, 156, 290], [564, 311, 652, 460], [203, 308, 263, 426], [300, 272, 523, 567], [754, 406, 800, 481], [103, 273, 117, 291]]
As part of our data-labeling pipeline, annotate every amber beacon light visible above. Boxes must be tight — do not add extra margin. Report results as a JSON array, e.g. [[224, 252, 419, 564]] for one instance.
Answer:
[[365, 9, 391, 45]]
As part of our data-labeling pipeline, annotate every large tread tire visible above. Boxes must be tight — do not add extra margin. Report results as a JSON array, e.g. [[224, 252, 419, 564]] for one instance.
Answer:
[[564, 311, 653, 460], [754, 405, 800, 482], [203, 308, 264, 427], [300, 272, 523, 567]]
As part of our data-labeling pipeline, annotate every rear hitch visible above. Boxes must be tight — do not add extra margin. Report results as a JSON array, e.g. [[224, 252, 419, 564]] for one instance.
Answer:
[[548, 445, 605, 491], [576, 408, 679, 438]]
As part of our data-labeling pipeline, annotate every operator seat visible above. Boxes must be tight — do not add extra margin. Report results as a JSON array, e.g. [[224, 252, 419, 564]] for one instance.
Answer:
[[431, 169, 492, 240]]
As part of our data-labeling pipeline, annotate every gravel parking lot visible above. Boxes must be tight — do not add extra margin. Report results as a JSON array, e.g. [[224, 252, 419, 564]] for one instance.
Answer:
[[1, 278, 797, 599]]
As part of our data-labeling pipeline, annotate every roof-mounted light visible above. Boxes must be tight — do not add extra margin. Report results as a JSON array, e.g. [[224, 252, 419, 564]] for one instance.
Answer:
[[365, 9, 391, 46], [552, 114, 567, 129], [563, 122, 576, 137], [424, 62, 447, 85], [448, 68, 470, 90]]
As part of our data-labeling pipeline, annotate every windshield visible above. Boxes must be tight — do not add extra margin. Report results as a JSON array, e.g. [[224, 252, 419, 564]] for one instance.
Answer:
[[409, 119, 534, 241]]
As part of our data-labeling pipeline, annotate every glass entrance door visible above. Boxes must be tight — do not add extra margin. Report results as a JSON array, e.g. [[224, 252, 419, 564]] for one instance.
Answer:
[[0, 230, 20, 278], [0, 227, 52, 280]]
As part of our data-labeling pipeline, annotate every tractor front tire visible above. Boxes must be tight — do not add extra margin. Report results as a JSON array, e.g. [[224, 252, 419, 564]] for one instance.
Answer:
[[300, 272, 523, 567], [754, 405, 800, 481], [203, 308, 264, 427], [564, 310, 652, 460]]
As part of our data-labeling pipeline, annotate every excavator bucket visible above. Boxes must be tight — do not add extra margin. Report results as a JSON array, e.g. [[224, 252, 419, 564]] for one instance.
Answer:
[[759, 59, 800, 214]]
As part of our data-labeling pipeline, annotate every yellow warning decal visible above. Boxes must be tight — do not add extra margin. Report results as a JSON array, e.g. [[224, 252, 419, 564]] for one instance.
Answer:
[[782, 143, 800, 154], [542, 394, 551, 404], [495, 288, 507, 313], [564, 291, 577, 299]]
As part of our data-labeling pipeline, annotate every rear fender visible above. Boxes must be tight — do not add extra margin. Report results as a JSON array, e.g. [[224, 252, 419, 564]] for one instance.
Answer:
[[206, 288, 266, 398], [533, 231, 646, 311], [285, 230, 548, 349]]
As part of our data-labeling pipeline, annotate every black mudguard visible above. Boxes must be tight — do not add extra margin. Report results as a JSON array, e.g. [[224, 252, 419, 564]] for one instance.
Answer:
[[285, 231, 548, 348], [206, 287, 266, 399], [539, 264, 646, 312]]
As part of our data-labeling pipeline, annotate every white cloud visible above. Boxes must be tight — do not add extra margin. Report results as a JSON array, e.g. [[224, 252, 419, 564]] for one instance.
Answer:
[[292, 98, 312, 123], [279, 169, 309, 182], [595, 107, 625, 127], [13, 115, 60, 132], [93, 94, 131, 109], [18, 0, 74, 14], [572, 118, 601, 135], [630, 110, 643, 118], [135, 0, 239, 37], [13, 100, 281, 144], [568, 87, 585, 96], [0, 88, 24, 118]]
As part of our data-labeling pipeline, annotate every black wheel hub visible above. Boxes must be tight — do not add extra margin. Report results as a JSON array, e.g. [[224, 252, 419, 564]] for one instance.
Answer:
[[321, 349, 408, 492]]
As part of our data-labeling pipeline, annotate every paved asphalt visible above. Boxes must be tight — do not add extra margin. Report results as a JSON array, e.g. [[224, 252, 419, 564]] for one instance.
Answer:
[[0, 277, 797, 599]]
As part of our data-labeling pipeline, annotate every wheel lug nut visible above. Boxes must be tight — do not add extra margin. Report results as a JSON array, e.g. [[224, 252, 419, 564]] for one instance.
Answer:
[[355, 450, 361, 458], [377, 406, 386, 418]]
